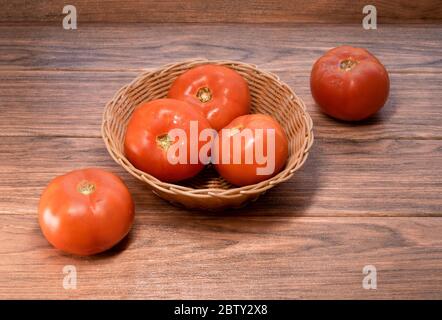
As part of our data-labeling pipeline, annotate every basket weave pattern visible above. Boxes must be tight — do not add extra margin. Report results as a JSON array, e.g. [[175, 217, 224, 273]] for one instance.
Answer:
[[102, 59, 314, 210]]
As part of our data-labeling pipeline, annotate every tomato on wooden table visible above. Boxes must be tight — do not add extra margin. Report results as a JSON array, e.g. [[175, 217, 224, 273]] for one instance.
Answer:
[[168, 64, 251, 131], [124, 98, 212, 182], [310, 45, 390, 121], [38, 168, 134, 256], [212, 114, 288, 187]]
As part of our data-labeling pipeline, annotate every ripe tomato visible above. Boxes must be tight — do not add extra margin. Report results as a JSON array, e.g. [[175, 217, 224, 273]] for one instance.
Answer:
[[310, 46, 390, 121], [38, 168, 134, 256], [212, 114, 288, 186], [124, 98, 212, 182], [168, 64, 251, 131]]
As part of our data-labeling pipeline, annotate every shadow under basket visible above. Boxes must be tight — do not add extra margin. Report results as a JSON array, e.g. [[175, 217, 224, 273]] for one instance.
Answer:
[[102, 59, 314, 210]]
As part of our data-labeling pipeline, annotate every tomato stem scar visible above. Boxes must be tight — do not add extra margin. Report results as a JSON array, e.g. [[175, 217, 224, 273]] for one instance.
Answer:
[[196, 87, 212, 103], [77, 180, 96, 195], [340, 59, 358, 71], [156, 134, 173, 150]]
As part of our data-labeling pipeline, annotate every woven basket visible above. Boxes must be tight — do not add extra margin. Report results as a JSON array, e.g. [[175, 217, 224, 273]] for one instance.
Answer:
[[102, 59, 314, 210]]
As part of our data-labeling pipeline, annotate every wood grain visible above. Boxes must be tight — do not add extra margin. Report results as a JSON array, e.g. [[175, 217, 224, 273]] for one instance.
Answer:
[[1, 0, 441, 23], [0, 21, 441, 299], [1, 213, 441, 299], [0, 70, 441, 140], [0, 24, 441, 73], [0, 137, 440, 217]]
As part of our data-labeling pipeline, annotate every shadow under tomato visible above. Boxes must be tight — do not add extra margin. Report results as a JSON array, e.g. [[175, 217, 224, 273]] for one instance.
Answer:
[[97, 232, 134, 258], [316, 95, 395, 126], [58, 232, 134, 260]]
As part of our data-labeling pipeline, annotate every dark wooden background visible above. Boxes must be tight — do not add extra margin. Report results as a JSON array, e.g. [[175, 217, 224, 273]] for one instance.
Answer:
[[0, 0, 441, 299], [2, 0, 442, 23]]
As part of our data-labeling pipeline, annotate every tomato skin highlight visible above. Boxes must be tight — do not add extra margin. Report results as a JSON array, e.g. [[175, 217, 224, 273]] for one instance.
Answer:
[[38, 168, 134, 256], [124, 98, 212, 182], [212, 114, 288, 187], [168, 64, 251, 131], [310, 46, 390, 121]]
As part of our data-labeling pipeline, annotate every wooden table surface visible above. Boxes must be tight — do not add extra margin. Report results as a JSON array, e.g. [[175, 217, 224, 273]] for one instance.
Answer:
[[0, 0, 441, 299]]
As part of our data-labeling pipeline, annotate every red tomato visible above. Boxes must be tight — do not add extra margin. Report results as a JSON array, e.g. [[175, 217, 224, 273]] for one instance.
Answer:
[[310, 46, 390, 121], [168, 64, 251, 131], [212, 114, 288, 186], [38, 168, 134, 256], [124, 99, 212, 182]]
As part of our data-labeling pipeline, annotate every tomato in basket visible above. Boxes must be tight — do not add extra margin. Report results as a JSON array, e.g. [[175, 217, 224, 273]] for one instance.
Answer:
[[168, 64, 251, 131], [212, 114, 288, 186], [124, 99, 213, 182]]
